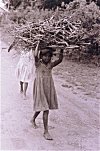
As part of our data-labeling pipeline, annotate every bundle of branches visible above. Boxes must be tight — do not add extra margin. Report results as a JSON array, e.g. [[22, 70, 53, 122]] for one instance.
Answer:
[[8, 0, 100, 58], [8, 17, 81, 52]]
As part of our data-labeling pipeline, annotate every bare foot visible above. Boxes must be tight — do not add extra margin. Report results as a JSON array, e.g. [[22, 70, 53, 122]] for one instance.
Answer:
[[20, 90, 23, 93], [30, 119, 38, 129], [23, 94, 27, 100], [20, 91, 23, 98], [20, 90, 23, 95], [43, 132, 53, 140]]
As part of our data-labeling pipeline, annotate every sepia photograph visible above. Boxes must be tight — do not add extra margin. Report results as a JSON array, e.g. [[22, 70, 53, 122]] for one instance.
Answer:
[[0, 0, 100, 150]]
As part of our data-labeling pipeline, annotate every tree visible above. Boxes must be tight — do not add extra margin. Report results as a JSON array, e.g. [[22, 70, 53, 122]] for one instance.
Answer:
[[37, 0, 74, 10], [5, 0, 33, 9], [5, 0, 75, 10], [6, 0, 22, 9]]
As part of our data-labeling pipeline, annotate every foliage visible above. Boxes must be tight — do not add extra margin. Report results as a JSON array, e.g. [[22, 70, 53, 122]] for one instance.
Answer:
[[4, 0, 75, 10]]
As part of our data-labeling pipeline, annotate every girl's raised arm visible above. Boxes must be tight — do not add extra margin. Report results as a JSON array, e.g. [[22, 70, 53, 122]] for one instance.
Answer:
[[34, 41, 40, 56], [51, 49, 63, 68], [34, 41, 40, 62]]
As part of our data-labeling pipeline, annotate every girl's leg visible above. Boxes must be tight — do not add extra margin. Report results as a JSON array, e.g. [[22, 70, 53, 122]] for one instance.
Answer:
[[43, 110, 53, 140], [23, 82, 28, 98], [20, 81, 23, 93], [31, 111, 40, 128]]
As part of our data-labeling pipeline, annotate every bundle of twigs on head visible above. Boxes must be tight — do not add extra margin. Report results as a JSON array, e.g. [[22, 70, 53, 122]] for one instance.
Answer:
[[8, 16, 81, 52]]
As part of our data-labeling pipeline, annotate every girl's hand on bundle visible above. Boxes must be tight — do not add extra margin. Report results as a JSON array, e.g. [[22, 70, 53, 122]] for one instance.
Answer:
[[36, 41, 40, 47], [34, 41, 40, 57]]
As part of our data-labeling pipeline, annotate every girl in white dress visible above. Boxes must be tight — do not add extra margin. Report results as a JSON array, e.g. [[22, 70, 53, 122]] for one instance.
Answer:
[[16, 48, 35, 99]]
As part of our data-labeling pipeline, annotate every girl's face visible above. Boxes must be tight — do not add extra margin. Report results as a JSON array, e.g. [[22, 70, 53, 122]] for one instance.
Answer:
[[42, 52, 52, 64]]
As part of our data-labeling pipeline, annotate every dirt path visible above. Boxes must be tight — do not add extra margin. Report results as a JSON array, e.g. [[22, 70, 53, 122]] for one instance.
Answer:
[[0, 41, 100, 151]]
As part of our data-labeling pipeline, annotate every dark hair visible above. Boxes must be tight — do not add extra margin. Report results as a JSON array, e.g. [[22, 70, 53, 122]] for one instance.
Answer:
[[40, 47, 54, 58]]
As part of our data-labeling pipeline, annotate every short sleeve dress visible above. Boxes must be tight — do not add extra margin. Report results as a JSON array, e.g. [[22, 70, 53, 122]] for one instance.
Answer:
[[16, 49, 35, 82], [33, 60, 58, 111]]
